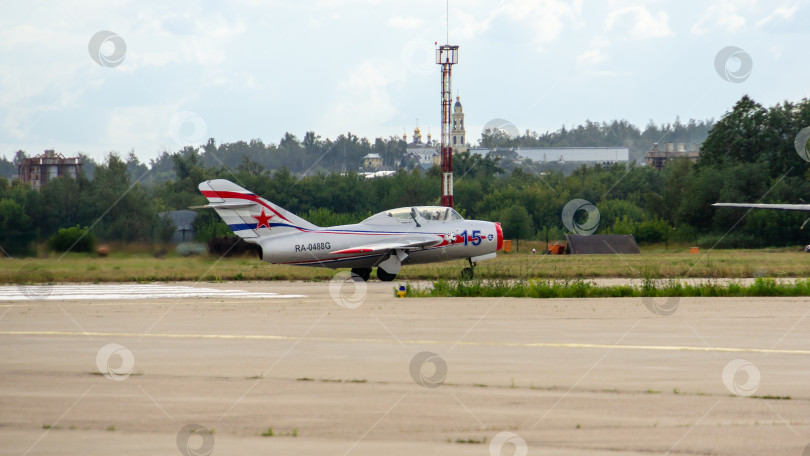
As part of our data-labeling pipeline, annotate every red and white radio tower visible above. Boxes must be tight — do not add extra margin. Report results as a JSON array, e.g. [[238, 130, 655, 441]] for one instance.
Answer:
[[436, 44, 458, 207]]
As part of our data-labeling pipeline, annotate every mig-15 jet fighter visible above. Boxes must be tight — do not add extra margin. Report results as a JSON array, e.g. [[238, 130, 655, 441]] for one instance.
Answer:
[[199, 179, 503, 281]]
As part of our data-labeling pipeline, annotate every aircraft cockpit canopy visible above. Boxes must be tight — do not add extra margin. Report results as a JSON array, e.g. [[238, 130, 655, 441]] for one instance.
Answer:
[[361, 206, 464, 224]]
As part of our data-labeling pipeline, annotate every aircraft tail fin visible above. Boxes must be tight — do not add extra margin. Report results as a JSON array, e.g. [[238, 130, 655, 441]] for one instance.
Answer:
[[198, 179, 318, 239]]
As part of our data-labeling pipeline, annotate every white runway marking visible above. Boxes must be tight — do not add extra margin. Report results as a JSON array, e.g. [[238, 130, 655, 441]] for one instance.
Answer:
[[0, 284, 305, 301], [1, 330, 809, 355]]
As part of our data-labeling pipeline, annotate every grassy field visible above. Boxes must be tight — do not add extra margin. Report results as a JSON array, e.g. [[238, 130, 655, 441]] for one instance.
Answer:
[[407, 277, 810, 299], [2, 242, 810, 284]]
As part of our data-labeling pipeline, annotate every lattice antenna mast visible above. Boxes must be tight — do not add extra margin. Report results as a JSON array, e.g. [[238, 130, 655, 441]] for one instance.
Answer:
[[436, 44, 458, 207]]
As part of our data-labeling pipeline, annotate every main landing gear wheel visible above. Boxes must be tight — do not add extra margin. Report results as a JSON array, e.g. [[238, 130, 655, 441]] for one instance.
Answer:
[[351, 268, 372, 282], [376, 267, 397, 282]]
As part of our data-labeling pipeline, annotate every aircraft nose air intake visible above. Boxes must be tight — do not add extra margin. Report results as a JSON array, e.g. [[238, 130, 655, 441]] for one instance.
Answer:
[[495, 222, 503, 251]]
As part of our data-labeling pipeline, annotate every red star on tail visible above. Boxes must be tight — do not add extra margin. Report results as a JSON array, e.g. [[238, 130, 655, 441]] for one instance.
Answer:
[[252, 209, 274, 230]]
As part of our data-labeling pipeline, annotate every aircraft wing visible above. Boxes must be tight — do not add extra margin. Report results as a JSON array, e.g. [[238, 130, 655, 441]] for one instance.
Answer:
[[712, 203, 810, 211], [329, 237, 442, 255]]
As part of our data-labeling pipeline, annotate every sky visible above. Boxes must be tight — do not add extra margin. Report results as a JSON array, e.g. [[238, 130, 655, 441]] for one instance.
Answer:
[[1, 0, 808, 163]]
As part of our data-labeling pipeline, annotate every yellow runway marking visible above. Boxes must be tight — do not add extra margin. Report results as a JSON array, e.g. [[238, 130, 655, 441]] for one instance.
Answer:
[[1, 330, 809, 355]]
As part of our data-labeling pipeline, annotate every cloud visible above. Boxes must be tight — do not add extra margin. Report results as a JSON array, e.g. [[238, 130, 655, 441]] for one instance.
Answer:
[[691, 3, 746, 35], [756, 3, 799, 28], [605, 5, 672, 39], [120, 11, 245, 71], [105, 105, 179, 152], [498, 0, 585, 48], [319, 62, 401, 136], [577, 49, 608, 65], [448, 0, 584, 50], [388, 16, 424, 29], [449, 8, 492, 41], [581, 69, 630, 78], [690, 1, 801, 35]]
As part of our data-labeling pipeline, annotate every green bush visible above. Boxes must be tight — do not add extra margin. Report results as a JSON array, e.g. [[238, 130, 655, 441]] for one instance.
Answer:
[[668, 225, 698, 243], [47, 225, 95, 253], [611, 216, 669, 244], [0, 231, 37, 257], [696, 232, 760, 249], [635, 218, 668, 244]]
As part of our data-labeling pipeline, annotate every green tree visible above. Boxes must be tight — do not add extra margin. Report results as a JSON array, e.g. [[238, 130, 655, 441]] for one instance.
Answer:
[[47, 225, 95, 253], [500, 205, 534, 242], [0, 198, 30, 232], [236, 155, 265, 176], [38, 176, 81, 236]]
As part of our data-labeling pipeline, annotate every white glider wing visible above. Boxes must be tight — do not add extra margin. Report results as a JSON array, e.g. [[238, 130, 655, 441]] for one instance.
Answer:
[[712, 203, 810, 211]]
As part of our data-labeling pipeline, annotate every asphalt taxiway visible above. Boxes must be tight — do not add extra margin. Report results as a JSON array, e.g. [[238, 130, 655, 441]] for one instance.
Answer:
[[0, 281, 808, 455]]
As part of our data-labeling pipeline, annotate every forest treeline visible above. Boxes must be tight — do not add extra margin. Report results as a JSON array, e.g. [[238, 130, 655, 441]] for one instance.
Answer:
[[0, 115, 715, 182], [1, 95, 809, 255]]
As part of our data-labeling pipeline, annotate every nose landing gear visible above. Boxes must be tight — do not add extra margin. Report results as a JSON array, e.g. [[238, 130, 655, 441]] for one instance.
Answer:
[[461, 258, 476, 280]]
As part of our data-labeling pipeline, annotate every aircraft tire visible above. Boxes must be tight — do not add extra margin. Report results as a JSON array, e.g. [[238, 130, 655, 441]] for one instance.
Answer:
[[461, 267, 474, 280], [376, 267, 397, 282], [351, 267, 372, 282]]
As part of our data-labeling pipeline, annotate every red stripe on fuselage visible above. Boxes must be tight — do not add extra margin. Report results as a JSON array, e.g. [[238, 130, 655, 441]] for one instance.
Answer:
[[329, 248, 375, 254]]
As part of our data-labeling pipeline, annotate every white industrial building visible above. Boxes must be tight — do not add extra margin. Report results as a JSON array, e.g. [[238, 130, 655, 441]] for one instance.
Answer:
[[469, 146, 629, 166]]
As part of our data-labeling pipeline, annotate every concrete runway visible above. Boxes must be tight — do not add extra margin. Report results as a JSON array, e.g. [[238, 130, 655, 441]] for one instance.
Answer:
[[1, 281, 809, 455]]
